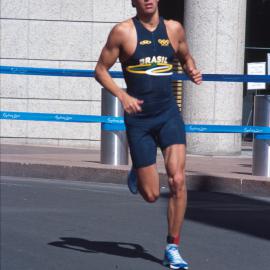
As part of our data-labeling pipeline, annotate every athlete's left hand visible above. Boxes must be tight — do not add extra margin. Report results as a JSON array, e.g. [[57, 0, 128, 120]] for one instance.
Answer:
[[187, 67, 202, 85]]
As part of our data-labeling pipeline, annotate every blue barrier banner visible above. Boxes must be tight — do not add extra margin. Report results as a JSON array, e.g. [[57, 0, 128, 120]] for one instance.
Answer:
[[1, 111, 270, 134], [255, 134, 270, 140], [185, 124, 270, 134], [1, 66, 270, 82], [102, 123, 126, 131], [0, 66, 94, 78], [0, 111, 124, 124]]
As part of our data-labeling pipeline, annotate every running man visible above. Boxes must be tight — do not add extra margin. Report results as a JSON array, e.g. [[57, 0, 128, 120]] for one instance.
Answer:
[[95, 0, 202, 269]]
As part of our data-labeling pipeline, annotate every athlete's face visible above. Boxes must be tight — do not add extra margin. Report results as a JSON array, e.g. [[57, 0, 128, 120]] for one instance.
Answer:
[[132, 0, 159, 15]]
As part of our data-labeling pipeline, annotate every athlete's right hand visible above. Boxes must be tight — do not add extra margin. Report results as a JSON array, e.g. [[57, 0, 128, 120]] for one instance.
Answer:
[[120, 93, 144, 114]]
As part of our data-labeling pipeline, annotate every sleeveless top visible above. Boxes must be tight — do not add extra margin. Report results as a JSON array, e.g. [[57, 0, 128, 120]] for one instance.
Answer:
[[121, 17, 176, 116]]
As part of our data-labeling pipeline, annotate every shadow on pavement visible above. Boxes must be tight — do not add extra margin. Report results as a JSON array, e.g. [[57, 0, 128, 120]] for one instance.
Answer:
[[48, 237, 162, 265], [181, 191, 270, 240]]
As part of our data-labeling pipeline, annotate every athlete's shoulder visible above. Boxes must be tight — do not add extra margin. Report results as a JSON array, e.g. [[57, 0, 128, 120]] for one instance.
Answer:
[[110, 19, 134, 39], [106, 19, 134, 47], [164, 19, 184, 31], [164, 19, 185, 37]]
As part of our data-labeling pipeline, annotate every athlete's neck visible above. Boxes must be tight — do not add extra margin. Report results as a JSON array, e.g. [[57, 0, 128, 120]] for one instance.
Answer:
[[136, 12, 160, 31]]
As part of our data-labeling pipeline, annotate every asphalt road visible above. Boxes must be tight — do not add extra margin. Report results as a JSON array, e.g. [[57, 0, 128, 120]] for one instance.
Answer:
[[1, 176, 270, 270]]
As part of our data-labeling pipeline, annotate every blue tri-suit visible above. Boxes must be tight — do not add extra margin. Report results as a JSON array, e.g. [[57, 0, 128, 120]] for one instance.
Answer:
[[121, 17, 186, 169]]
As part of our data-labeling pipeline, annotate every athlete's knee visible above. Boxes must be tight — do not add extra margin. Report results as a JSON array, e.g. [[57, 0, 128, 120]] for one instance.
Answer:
[[169, 173, 186, 194], [142, 190, 160, 203]]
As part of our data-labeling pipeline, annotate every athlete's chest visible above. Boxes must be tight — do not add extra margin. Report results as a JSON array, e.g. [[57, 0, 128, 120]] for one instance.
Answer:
[[135, 34, 174, 61], [120, 18, 176, 64]]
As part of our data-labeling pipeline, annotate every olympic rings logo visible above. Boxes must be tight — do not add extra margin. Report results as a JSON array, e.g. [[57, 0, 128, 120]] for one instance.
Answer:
[[158, 39, 170, 46], [126, 63, 173, 76]]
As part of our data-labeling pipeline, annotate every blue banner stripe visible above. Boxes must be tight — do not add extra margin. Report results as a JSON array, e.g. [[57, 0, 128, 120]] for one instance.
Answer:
[[185, 124, 270, 134], [255, 134, 270, 140], [0, 65, 94, 77], [102, 123, 126, 131], [173, 73, 270, 83], [1, 66, 270, 83], [0, 111, 124, 124], [1, 111, 270, 134]]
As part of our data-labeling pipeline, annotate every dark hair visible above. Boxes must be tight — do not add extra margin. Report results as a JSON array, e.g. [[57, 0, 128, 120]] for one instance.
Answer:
[[132, 1, 135, 7]]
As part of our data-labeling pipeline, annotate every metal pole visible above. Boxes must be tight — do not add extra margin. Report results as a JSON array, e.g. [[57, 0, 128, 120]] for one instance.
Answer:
[[100, 88, 128, 165], [252, 95, 270, 177]]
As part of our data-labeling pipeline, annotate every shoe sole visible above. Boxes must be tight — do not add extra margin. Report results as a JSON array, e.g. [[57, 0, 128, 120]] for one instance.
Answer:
[[163, 259, 188, 270]]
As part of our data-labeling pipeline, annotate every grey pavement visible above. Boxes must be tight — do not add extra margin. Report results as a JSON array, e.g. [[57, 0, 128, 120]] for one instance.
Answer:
[[1, 143, 270, 196], [1, 176, 270, 270]]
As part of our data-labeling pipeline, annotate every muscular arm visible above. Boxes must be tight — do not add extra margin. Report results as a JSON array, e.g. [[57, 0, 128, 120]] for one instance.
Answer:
[[95, 24, 143, 113], [95, 25, 126, 101], [168, 21, 202, 85]]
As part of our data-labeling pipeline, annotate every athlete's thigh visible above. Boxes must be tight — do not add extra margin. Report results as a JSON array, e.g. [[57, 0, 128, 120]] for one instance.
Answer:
[[162, 144, 186, 177], [136, 164, 160, 195], [158, 109, 186, 150], [126, 124, 157, 169], [126, 123, 160, 194]]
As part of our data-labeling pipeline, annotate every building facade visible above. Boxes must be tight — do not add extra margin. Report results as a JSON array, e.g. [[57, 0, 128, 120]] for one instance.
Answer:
[[1, 0, 134, 148], [1, 0, 269, 154]]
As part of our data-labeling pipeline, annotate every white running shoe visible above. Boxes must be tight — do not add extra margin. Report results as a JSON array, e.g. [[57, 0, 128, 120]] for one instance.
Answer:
[[163, 244, 189, 269]]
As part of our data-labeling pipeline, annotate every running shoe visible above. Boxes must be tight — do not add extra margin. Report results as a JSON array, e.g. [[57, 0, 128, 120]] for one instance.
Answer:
[[127, 167, 138, 194], [163, 244, 189, 269]]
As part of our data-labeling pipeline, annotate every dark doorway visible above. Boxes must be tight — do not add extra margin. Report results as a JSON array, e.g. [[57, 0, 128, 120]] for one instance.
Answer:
[[245, 0, 270, 62], [243, 0, 270, 137], [158, 0, 184, 23]]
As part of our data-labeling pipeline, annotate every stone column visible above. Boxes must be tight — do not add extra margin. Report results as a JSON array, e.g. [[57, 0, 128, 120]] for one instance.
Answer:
[[183, 0, 247, 155]]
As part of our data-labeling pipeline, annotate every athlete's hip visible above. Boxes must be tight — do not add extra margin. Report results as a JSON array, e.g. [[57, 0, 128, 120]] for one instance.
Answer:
[[124, 98, 181, 127]]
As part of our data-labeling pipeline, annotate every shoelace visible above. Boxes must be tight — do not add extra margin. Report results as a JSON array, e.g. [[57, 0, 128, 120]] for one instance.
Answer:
[[168, 246, 183, 263]]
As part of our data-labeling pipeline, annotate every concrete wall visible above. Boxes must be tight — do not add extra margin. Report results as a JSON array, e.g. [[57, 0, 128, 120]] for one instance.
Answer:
[[0, 0, 135, 148]]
